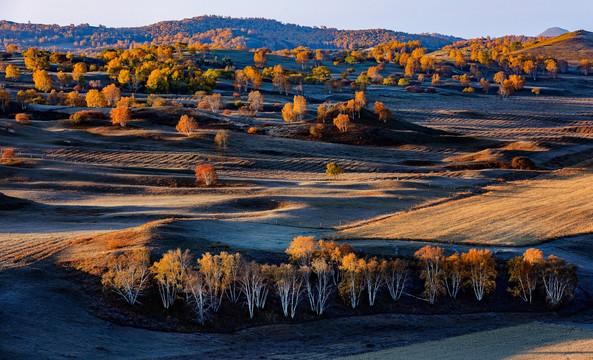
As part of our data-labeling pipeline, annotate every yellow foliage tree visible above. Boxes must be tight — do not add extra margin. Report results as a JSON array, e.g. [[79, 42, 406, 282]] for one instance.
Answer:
[[110, 105, 131, 127], [176, 115, 198, 136], [5, 64, 20, 81], [86, 89, 107, 108], [33, 69, 53, 92], [461, 249, 497, 301]]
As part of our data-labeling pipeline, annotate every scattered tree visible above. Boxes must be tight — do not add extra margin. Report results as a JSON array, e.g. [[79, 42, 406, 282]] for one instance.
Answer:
[[195, 164, 217, 186], [384, 258, 409, 301], [33, 69, 52, 92], [333, 114, 351, 133], [415, 245, 445, 304], [86, 89, 108, 108], [326, 162, 344, 179], [214, 130, 229, 151], [508, 248, 543, 303], [176, 115, 198, 136], [5, 64, 20, 81], [462, 249, 497, 301], [102, 84, 122, 107], [110, 106, 131, 127], [248, 91, 264, 114]]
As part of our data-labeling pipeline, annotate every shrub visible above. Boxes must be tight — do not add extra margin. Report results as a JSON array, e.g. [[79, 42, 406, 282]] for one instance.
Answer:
[[326, 162, 344, 179], [69, 110, 106, 126], [532, 88, 541, 96], [2, 148, 15, 160], [462, 87, 475, 93], [222, 109, 232, 116], [234, 100, 243, 109], [398, 78, 410, 86], [15, 113, 30, 124], [247, 126, 259, 134], [405, 86, 423, 93], [511, 156, 536, 170], [310, 123, 324, 138]]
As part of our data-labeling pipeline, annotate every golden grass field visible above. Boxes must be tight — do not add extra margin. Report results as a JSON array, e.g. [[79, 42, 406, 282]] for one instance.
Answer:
[[338, 168, 593, 245], [339, 323, 593, 360]]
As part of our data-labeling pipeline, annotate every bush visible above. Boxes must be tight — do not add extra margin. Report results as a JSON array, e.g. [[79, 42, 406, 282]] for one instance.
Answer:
[[234, 100, 243, 109], [247, 126, 259, 134], [511, 156, 536, 170], [222, 109, 232, 116], [462, 87, 475, 93], [405, 86, 423, 93], [382, 78, 396, 86], [15, 113, 30, 124], [398, 78, 410, 86], [69, 110, 107, 126], [310, 123, 325, 138]]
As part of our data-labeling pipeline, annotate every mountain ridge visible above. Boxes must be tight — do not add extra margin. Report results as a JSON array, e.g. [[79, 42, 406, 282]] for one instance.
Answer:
[[0, 15, 463, 52]]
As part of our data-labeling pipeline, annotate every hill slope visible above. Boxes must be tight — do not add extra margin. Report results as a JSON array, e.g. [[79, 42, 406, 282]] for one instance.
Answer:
[[514, 30, 593, 64], [0, 16, 462, 52]]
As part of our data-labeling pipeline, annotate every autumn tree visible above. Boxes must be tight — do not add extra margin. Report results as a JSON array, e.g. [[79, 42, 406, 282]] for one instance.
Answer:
[[326, 162, 344, 179], [580, 59, 590, 76], [195, 164, 217, 186], [333, 114, 351, 133], [206, 93, 222, 113], [0, 90, 10, 112], [499, 79, 515, 100], [183, 268, 211, 325], [545, 59, 558, 79], [221, 252, 243, 303], [493, 71, 507, 84], [523, 60, 537, 80], [293, 95, 307, 121], [72, 62, 87, 85], [267, 263, 305, 318], [384, 258, 409, 301], [101, 248, 150, 305], [455, 51, 467, 69], [541, 255, 578, 307], [110, 106, 131, 127], [508, 248, 544, 304], [197, 252, 227, 312], [431, 73, 441, 85], [86, 89, 107, 108], [102, 84, 122, 107], [415, 245, 445, 304], [363, 257, 386, 306], [118, 69, 131, 88], [234, 70, 248, 92], [66, 91, 86, 107], [286, 235, 316, 266], [253, 49, 268, 68], [479, 78, 490, 93], [339, 253, 366, 308], [282, 103, 296, 122], [15, 113, 30, 125], [2, 149, 15, 161], [296, 51, 310, 70], [303, 257, 334, 315], [374, 101, 392, 123], [404, 57, 417, 78], [146, 69, 169, 93], [353, 91, 366, 118], [5, 64, 20, 81], [33, 69, 53, 92], [461, 249, 497, 301], [509, 74, 525, 91], [248, 90, 264, 114], [150, 249, 192, 309], [57, 71, 72, 88], [441, 253, 463, 298], [317, 103, 328, 123], [239, 261, 269, 319], [458, 74, 471, 87], [176, 115, 198, 136], [214, 130, 228, 151]]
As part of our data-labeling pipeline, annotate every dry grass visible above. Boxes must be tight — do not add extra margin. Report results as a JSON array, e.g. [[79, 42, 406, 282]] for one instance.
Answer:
[[338, 323, 593, 360], [338, 170, 593, 246]]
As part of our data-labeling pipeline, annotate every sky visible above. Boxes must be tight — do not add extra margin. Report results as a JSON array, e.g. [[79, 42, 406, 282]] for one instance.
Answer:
[[1, 0, 592, 39]]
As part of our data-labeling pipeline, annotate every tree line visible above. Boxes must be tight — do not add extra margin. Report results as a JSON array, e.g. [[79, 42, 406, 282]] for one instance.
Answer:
[[102, 237, 578, 326]]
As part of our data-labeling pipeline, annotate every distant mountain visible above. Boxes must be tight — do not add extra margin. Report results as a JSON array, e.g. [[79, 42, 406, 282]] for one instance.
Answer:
[[514, 30, 593, 64], [538, 27, 569, 37], [0, 16, 462, 52]]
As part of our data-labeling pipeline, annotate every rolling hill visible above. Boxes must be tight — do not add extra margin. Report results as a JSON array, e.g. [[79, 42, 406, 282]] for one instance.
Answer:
[[514, 29, 593, 64], [0, 16, 462, 52]]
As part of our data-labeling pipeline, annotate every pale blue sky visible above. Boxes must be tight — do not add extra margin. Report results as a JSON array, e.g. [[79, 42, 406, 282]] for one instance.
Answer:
[[1, 0, 591, 38]]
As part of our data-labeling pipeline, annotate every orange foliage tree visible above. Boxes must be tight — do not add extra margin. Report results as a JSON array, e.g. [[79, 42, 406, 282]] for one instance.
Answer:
[[195, 164, 217, 186], [176, 115, 198, 136], [508, 248, 543, 303], [286, 235, 316, 266], [414, 245, 445, 304], [461, 249, 497, 301], [333, 114, 351, 133], [110, 106, 131, 127], [101, 248, 151, 305]]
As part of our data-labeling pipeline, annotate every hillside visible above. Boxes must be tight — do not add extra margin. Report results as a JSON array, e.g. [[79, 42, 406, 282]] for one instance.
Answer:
[[513, 29, 593, 64], [0, 16, 462, 52]]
